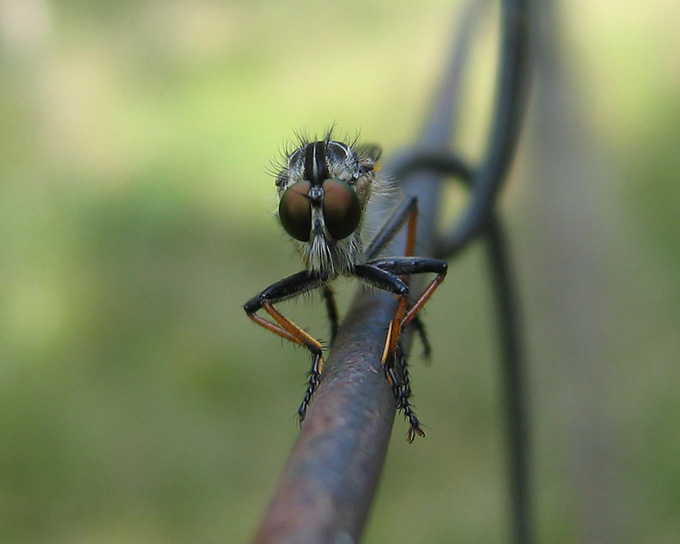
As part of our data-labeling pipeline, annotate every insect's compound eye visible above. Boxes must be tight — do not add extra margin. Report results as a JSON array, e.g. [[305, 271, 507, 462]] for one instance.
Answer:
[[322, 179, 361, 241], [279, 181, 312, 241]]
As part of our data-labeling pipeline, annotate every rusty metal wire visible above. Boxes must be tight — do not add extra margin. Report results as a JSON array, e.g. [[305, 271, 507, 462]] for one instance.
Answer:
[[252, 1, 530, 542]]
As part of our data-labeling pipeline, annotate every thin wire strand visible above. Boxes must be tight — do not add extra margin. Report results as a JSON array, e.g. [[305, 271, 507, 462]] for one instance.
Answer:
[[436, 0, 530, 256], [486, 217, 532, 544], [391, 151, 533, 544]]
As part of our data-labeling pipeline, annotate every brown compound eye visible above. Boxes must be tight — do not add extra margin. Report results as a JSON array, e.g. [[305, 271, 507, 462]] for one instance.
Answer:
[[322, 179, 361, 241], [279, 181, 312, 241]]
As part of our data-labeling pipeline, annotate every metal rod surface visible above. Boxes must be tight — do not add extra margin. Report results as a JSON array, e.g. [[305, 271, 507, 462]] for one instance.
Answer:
[[251, 291, 397, 544]]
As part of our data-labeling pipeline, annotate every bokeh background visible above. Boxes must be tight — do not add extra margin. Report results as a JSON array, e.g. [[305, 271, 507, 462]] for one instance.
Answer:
[[1, 1, 678, 542]]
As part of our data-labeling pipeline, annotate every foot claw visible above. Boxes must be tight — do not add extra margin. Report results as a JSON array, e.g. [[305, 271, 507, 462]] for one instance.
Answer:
[[406, 425, 425, 443]]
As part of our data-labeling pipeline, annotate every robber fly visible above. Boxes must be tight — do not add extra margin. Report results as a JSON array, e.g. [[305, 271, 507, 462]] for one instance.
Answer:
[[244, 132, 447, 441]]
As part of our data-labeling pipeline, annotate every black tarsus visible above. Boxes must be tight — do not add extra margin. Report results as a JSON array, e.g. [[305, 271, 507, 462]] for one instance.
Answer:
[[298, 352, 324, 423], [385, 344, 425, 442]]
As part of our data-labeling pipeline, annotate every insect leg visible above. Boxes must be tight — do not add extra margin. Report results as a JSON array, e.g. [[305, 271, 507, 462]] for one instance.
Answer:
[[364, 196, 418, 260], [244, 270, 327, 422], [321, 285, 340, 345], [368, 256, 447, 441], [369, 257, 448, 330], [365, 198, 423, 366], [394, 344, 425, 442], [410, 314, 432, 361], [353, 263, 424, 438], [353, 264, 409, 368]]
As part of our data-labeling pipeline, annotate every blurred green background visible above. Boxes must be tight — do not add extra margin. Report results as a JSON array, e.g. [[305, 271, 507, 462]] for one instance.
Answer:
[[1, 1, 678, 542]]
